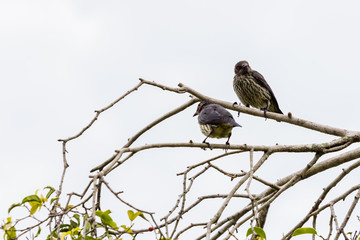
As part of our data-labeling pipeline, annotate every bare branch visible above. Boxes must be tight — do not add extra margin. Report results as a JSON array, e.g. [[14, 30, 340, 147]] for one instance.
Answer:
[[334, 188, 360, 240], [284, 159, 360, 239], [206, 151, 272, 239], [8, 80, 360, 240], [176, 82, 358, 137]]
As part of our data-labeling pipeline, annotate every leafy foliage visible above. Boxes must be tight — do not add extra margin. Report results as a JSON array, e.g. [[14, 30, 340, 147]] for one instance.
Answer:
[[292, 227, 317, 237], [246, 226, 267, 239], [1, 187, 153, 239]]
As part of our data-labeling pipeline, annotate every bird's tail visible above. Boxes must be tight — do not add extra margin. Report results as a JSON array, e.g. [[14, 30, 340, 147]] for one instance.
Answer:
[[270, 100, 283, 114]]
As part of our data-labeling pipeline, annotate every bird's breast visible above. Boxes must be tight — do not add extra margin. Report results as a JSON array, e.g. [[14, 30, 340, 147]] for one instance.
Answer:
[[233, 75, 271, 109], [200, 123, 233, 139]]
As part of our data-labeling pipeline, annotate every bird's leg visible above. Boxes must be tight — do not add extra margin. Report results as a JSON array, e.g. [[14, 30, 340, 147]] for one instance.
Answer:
[[224, 133, 231, 152], [232, 102, 241, 117], [202, 135, 212, 150], [261, 108, 268, 120], [261, 101, 270, 120]]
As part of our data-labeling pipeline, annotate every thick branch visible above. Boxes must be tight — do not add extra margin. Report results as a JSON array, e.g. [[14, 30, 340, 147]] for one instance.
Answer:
[[175, 82, 358, 137]]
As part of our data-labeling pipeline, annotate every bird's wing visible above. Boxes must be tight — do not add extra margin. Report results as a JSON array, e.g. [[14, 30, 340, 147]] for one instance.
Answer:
[[252, 70, 282, 113], [251, 70, 275, 96], [199, 108, 222, 125], [199, 105, 240, 126], [199, 105, 228, 125]]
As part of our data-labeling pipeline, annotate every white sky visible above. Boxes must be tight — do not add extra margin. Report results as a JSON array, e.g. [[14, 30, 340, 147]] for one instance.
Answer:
[[1, 1, 360, 239]]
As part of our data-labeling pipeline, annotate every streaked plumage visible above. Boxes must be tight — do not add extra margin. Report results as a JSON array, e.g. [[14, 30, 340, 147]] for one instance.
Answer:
[[193, 101, 241, 145], [233, 61, 283, 116]]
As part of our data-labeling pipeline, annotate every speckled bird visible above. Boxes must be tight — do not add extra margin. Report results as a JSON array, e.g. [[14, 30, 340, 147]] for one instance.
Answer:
[[233, 61, 283, 117], [193, 101, 241, 145]]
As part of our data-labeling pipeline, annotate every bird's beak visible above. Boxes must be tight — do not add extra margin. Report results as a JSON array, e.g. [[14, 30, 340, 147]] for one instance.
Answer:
[[193, 112, 198, 117]]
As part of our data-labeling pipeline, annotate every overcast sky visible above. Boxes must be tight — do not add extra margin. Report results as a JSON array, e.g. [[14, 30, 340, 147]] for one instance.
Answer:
[[1, 1, 360, 239]]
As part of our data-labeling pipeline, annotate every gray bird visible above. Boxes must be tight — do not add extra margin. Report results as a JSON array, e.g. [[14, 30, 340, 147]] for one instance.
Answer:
[[193, 101, 241, 146], [233, 61, 283, 117]]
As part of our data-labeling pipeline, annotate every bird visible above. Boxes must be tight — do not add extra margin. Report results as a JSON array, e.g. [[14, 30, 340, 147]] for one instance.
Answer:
[[193, 101, 241, 146], [233, 60, 283, 118]]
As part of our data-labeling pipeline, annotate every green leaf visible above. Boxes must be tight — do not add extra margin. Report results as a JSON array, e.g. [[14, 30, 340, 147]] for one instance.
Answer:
[[60, 224, 71, 229], [47, 229, 58, 239], [121, 225, 133, 234], [22, 195, 42, 204], [127, 210, 143, 221], [35, 226, 41, 238], [95, 210, 118, 229], [29, 201, 42, 215], [3, 217, 13, 231], [8, 203, 21, 213], [73, 214, 80, 225], [95, 210, 103, 218], [44, 186, 56, 199], [127, 210, 135, 221], [66, 205, 74, 210], [50, 197, 59, 205], [138, 212, 149, 221], [70, 220, 78, 228], [246, 227, 266, 239], [5, 226, 17, 240], [107, 230, 117, 236], [60, 231, 70, 240], [292, 227, 317, 237], [84, 236, 97, 240]]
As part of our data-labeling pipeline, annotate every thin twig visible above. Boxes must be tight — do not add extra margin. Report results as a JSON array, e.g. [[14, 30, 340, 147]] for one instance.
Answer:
[[334, 188, 360, 240]]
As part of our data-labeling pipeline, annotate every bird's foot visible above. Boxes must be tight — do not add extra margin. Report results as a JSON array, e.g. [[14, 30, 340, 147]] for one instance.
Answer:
[[224, 141, 230, 153], [232, 102, 241, 117], [202, 141, 212, 150], [261, 108, 268, 121]]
